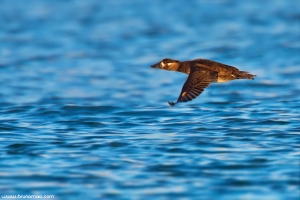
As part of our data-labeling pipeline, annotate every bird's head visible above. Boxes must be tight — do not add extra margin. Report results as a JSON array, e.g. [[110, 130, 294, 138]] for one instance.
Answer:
[[151, 58, 180, 71]]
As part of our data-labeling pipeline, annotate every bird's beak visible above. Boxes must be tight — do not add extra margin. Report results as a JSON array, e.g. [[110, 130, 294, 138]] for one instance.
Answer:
[[150, 63, 159, 68]]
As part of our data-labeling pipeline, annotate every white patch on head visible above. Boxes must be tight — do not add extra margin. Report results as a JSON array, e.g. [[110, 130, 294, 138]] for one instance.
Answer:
[[161, 61, 166, 67]]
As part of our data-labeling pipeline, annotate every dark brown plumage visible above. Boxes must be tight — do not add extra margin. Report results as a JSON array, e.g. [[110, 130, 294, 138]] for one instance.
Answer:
[[151, 58, 256, 106]]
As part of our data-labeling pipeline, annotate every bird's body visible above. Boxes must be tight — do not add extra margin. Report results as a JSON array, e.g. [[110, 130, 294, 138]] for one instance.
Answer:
[[151, 58, 256, 106]]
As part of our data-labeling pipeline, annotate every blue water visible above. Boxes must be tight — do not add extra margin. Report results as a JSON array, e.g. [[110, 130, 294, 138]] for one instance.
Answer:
[[0, 0, 299, 199]]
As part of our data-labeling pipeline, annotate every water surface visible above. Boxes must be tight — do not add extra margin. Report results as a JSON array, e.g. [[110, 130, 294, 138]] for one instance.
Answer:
[[0, 0, 299, 199]]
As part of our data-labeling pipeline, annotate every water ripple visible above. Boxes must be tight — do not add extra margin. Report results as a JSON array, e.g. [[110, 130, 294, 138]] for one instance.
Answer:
[[0, 0, 299, 200]]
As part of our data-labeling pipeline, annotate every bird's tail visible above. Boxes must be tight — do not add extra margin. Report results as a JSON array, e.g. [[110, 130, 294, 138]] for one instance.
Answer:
[[236, 71, 256, 80]]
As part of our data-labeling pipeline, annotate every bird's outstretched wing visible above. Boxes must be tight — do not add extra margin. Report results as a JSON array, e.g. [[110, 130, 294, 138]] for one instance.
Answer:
[[168, 68, 217, 106]]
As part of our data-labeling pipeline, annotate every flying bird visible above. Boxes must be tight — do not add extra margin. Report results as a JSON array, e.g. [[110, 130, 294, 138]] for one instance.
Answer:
[[151, 58, 256, 106]]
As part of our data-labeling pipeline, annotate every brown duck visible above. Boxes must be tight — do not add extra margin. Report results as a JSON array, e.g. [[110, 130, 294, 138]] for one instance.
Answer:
[[151, 58, 256, 106]]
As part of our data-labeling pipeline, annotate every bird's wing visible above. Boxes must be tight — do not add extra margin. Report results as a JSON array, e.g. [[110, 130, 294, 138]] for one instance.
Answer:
[[193, 58, 239, 73], [175, 68, 217, 103]]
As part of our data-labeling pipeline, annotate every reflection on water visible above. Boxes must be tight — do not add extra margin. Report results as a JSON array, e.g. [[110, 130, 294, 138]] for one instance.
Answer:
[[0, 0, 299, 199]]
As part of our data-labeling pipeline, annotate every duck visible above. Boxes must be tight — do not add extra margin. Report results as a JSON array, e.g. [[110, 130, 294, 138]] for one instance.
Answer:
[[151, 58, 256, 106]]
